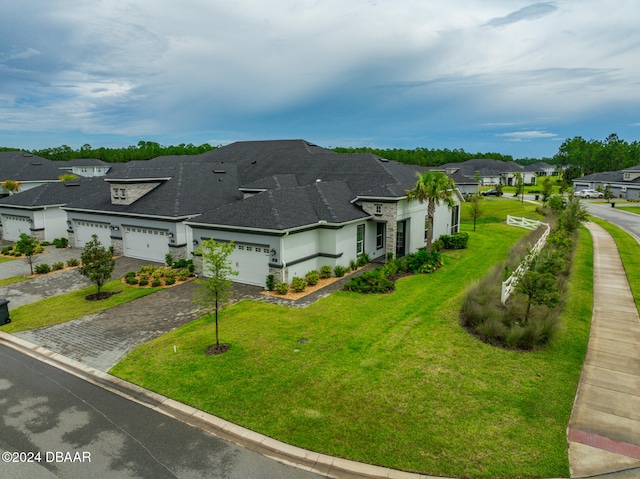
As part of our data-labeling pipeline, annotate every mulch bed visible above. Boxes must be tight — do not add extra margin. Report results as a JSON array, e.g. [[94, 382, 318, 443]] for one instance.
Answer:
[[205, 343, 230, 355], [85, 291, 118, 301]]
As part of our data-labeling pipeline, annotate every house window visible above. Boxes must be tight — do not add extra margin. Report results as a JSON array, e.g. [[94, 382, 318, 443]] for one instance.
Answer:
[[450, 205, 460, 234], [376, 223, 384, 249], [356, 224, 365, 256], [112, 188, 119, 199], [374, 204, 382, 215], [120, 188, 126, 199]]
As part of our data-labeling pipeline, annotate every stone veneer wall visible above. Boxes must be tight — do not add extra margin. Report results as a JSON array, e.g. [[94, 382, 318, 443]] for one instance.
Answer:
[[111, 237, 124, 256], [168, 243, 187, 261], [359, 201, 398, 258], [31, 228, 45, 242]]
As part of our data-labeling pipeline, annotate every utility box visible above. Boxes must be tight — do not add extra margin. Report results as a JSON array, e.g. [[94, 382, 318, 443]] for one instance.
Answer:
[[0, 299, 10, 324]]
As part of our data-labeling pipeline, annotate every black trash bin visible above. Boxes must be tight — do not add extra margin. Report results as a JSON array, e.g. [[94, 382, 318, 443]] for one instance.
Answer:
[[0, 299, 10, 324], [535, 195, 540, 200]]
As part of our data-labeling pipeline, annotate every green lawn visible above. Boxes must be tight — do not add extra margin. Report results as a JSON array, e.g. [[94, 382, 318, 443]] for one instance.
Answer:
[[112, 201, 592, 478], [2, 280, 160, 333], [614, 206, 640, 215]]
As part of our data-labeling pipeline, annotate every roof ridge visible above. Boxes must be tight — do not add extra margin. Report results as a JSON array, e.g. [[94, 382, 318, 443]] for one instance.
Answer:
[[313, 182, 339, 222], [267, 190, 283, 229]]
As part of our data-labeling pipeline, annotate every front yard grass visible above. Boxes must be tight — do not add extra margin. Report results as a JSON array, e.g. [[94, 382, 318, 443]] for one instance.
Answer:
[[2, 280, 160, 333], [112, 201, 592, 478]]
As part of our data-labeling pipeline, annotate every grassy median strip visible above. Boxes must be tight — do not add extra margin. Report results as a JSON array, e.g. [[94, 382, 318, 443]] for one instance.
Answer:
[[0, 275, 31, 287], [2, 280, 160, 333], [590, 217, 640, 311], [112, 202, 592, 478]]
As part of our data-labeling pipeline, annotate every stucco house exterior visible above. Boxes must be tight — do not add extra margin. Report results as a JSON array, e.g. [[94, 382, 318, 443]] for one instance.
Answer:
[[572, 165, 640, 200], [0, 140, 462, 287]]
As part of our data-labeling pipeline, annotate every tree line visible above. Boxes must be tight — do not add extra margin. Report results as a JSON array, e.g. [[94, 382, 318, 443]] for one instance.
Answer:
[[15, 141, 217, 163], [552, 133, 640, 175]]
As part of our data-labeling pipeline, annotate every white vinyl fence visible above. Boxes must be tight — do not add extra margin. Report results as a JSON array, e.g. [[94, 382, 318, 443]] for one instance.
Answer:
[[501, 216, 551, 304]]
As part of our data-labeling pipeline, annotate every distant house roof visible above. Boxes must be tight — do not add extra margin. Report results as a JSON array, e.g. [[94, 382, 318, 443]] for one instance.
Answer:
[[0, 151, 62, 182], [0, 177, 99, 208]]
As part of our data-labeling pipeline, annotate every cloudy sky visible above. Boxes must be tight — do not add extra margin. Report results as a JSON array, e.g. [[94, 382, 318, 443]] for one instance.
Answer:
[[1, 1, 639, 158]]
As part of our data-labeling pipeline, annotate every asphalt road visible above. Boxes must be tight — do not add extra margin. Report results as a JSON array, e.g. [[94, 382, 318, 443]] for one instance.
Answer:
[[585, 202, 640, 240], [0, 344, 323, 479]]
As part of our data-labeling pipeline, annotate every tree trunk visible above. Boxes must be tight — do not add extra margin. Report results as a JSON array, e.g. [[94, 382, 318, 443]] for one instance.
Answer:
[[426, 199, 436, 250], [214, 297, 219, 346]]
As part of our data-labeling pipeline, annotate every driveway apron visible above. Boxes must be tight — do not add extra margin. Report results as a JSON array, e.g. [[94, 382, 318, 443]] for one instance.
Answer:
[[15, 281, 201, 372]]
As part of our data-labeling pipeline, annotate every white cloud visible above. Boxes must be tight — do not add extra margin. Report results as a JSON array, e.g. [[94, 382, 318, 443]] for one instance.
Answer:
[[497, 131, 558, 141]]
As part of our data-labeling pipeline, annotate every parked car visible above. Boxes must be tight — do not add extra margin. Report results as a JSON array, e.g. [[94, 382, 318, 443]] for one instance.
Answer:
[[481, 189, 503, 196], [576, 189, 604, 198]]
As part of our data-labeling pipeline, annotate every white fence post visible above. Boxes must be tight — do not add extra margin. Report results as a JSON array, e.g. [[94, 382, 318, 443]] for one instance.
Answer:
[[501, 217, 550, 304]]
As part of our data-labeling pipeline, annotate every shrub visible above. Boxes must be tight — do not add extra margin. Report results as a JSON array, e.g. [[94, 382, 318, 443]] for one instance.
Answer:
[[431, 239, 444, 252], [1, 246, 12, 255], [152, 268, 165, 280], [151, 279, 162, 287], [439, 233, 469, 250], [349, 259, 358, 271], [175, 269, 191, 281], [165, 253, 174, 266], [334, 265, 347, 277], [305, 270, 319, 286], [51, 261, 64, 271], [125, 276, 139, 285], [66, 258, 79, 267], [319, 265, 332, 279], [357, 252, 370, 267], [35, 263, 51, 274], [266, 274, 276, 291], [275, 282, 289, 295], [137, 265, 157, 280], [405, 248, 443, 274], [125, 271, 136, 279], [343, 269, 394, 294], [291, 276, 306, 292], [52, 237, 69, 248], [163, 268, 177, 279], [165, 277, 176, 286], [138, 279, 149, 287]]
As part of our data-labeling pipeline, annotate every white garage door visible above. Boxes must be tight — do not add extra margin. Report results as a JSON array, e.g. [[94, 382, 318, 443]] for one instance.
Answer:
[[75, 220, 111, 248], [226, 243, 270, 286], [2, 215, 32, 242], [123, 226, 169, 262]]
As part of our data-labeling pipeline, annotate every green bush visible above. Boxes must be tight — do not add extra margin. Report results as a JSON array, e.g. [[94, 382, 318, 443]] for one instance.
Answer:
[[1, 246, 12, 255], [163, 268, 177, 279], [35, 263, 51, 274], [175, 269, 191, 281], [432, 239, 444, 251], [165, 253, 174, 266], [334, 265, 347, 277], [305, 270, 319, 286], [275, 282, 289, 295], [439, 232, 469, 250], [52, 237, 69, 248], [349, 259, 358, 271], [165, 277, 176, 286], [266, 274, 276, 291], [125, 276, 139, 285], [405, 248, 443, 274], [319, 265, 332, 279], [66, 258, 79, 267], [291, 276, 306, 292], [125, 271, 136, 279], [137, 265, 157, 280], [51, 261, 64, 271], [343, 269, 394, 294], [357, 252, 370, 267], [151, 279, 162, 287], [139, 279, 149, 287], [152, 268, 165, 280]]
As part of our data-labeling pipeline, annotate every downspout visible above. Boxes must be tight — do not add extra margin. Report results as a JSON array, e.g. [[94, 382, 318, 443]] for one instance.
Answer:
[[281, 231, 289, 283]]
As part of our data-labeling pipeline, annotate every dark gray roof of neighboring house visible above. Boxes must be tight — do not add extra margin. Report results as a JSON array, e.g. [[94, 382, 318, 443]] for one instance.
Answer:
[[622, 164, 640, 173], [0, 177, 102, 207], [574, 171, 639, 184], [0, 151, 63, 182], [57, 158, 111, 168], [440, 158, 527, 177]]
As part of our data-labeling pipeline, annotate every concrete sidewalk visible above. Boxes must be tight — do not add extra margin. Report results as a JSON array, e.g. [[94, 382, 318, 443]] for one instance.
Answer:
[[568, 222, 640, 478]]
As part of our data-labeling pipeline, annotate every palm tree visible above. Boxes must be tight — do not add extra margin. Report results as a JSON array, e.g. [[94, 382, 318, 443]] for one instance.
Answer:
[[2, 180, 21, 195], [407, 171, 456, 250]]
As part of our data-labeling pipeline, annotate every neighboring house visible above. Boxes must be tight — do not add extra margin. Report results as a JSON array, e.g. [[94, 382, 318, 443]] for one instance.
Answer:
[[572, 165, 640, 200], [0, 140, 463, 287], [57, 158, 112, 177], [440, 159, 538, 186], [0, 179, 96, 242], [0, 151, 115, 196]]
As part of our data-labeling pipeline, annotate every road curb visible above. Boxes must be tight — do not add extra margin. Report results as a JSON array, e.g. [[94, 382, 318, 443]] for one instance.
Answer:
[[0, 330, 440, 479]]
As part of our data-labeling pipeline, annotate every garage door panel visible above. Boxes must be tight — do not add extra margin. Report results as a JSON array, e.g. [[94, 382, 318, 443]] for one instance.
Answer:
[[229, 243, 270, 286], [3, 215, 32, 242], [75, 220, 111, 248], [123, 226, 169, 262]]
